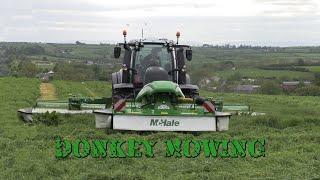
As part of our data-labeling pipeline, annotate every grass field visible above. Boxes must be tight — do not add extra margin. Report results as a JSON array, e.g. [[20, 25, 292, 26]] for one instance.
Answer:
[[52, 80, 112, 99], [302, 66, 320, 73], [192, 47, 320, 67], [0, 77, 319, 179]]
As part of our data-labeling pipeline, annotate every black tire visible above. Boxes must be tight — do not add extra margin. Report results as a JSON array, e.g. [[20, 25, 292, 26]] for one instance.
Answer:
[[112, 85, 134, 104], [183, 89, 199, 99]]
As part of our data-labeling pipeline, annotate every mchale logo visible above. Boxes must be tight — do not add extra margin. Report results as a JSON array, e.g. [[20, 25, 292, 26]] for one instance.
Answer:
[[150, 119, 180, 127]]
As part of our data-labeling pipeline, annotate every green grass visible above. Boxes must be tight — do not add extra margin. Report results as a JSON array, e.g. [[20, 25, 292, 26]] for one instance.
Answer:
[[1, 77, 319, 179], [302, 66, 320, 73], [52, 80, 112, 99]]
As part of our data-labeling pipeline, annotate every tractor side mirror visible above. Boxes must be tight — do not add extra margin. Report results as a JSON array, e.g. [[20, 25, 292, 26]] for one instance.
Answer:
[[114, 47, 121, 58], [186, 49, 192, 61]]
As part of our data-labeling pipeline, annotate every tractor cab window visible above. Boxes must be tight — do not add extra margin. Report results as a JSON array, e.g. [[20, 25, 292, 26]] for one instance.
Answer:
[[135, 45, 172, 75]]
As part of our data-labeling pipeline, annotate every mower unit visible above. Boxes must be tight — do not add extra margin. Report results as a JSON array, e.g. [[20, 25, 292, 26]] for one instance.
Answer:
[[18, 97, 111, 122], [94, 81, 231, 131]]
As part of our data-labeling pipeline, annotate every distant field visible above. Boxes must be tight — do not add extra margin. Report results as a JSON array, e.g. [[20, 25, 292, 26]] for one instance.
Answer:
[[192, 47, 320, 67], [2, 42, 320, 84], [302, 66, 320, 73], [214, 68, 314, 80], [1, 77, 319, 179], [29, 55, 80, 62]]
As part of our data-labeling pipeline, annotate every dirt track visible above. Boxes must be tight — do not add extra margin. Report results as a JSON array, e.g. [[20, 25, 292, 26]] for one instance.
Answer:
[[39, 83, 57, 100]]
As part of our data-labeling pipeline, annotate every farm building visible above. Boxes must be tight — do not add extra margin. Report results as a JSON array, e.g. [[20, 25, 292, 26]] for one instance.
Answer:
[[86, 60, 94, 65], [242, 78, 256, 83], [210, 76, 221, 82], [235, 85, 260, 94], [38, 71, 54, 82], [282, 81, 311, 91]]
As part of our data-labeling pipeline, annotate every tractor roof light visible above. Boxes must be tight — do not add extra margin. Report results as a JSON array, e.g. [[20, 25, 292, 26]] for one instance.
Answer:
[[123, 30, 127, 37], [176, 31, 180, 44], [123, 30, 127, 44], [176, 31, 180, 38]]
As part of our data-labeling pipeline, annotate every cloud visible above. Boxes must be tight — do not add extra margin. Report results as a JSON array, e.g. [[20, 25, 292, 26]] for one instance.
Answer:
[[0, 0, 319, 45], [255, 0, 319, 16], [30, 0, 217, 15]]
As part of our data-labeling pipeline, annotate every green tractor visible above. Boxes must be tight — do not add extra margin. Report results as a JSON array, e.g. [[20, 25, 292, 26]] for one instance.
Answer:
[[18, 31, 248, 131], [94, 31, 232, 131]]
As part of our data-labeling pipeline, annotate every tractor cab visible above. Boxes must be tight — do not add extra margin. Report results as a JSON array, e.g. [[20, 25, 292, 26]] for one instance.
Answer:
[[112, 31, 199, 102]]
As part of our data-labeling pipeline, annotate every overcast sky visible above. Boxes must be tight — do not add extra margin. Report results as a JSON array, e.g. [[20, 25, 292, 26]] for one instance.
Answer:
[[1, 0, 320, 46]]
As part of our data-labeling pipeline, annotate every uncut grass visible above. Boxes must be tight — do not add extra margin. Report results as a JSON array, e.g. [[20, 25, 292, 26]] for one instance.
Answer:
[[52, 80, 112, 99], [0, 77, 319, 179]]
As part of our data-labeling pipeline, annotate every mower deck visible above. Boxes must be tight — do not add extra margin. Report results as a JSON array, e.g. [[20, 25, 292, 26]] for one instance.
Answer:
[[94, 109, 231, 131], [18, 108, 94, 122]]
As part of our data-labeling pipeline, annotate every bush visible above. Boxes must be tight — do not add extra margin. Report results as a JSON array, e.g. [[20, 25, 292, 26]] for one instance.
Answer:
[[228, 72, 243, 81], [17, 61, 37, 77], [295, 85, 320, 96], [259, 66, 309, 72], [259, 80, 282, 95], [35, 111, 60, 126]]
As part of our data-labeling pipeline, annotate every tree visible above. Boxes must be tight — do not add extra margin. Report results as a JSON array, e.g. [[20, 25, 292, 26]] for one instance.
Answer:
[[93, 64, 101, 80], [228, 72, 242, 81], [17, 61, 37, 77], [297, 58, 305, 66], [191, 69, 207, 86], [295, 85, 320, 96], [9, 60, 20, 77], [314, 73, 320, 86], [259, 80, 282, 95], [76, 41, 85, 45]]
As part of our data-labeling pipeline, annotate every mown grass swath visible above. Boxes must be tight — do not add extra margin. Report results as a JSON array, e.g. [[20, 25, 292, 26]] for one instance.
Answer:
[[0, 77, 319, 179]]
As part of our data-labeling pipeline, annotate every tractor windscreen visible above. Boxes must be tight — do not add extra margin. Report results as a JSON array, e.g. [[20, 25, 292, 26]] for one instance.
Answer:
[[135, 45, 172, 74]]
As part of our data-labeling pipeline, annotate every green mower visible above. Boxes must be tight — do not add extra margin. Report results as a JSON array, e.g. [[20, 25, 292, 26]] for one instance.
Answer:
[[95, 80, 231, 131]]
